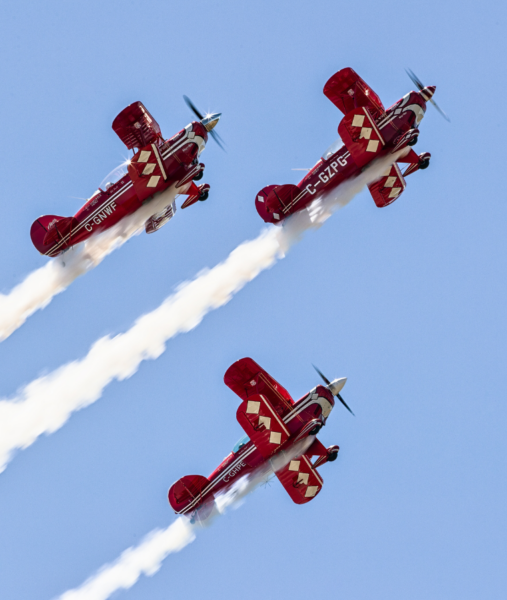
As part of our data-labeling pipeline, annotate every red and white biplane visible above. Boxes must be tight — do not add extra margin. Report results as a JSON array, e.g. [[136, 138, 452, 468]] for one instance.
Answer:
[[255, 68, 448, 223], [30, 98, 222, 257], [168, 358, 353, 520]]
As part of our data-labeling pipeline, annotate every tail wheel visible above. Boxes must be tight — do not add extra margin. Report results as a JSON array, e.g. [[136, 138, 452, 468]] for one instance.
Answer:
[[199, 190, 209, 201]]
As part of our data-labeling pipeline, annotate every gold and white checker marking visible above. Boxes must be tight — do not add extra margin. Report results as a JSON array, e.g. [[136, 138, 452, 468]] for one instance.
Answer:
[[287, 460, 319, 497], [142, 163, 156, 175], [146, 176, 161, 188], [258, 416, 271, 429], [246, 400, 260, 415], [136, 149, 162, 188], [246, 400, 282, 445], [138, 150, 152, 163], [352, 113, 379, 152], [382, 167, 402, 199], [269, 432, 282, 444], [305, 486, 319, 498]]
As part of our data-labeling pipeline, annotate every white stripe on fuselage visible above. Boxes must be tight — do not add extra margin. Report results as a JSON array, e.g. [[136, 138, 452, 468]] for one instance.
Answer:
[[282, 150, 352, 214], [48, 180, 133, 254], [176, 445, 257, 514], [178, 388, 325, 515], [49, 126, 204, 254]]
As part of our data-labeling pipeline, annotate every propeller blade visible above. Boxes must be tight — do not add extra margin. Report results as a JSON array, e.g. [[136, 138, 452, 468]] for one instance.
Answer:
[[430, 98, 451, 122], [183, 95, 204, 120], [405, 68, 424, 91], [184, 96, 225, 150], [313, 364, 331, 386], [313, 364, 354, 416], [406, 69, 450, 122], [210, 129, 226, 151], [337, 393, 355, 416]]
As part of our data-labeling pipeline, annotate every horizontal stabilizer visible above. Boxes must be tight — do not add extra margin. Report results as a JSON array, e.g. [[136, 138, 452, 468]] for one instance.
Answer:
[[145, 202, 176, 234], [168, 474, 213, 515], [255, 184, 302, 224]]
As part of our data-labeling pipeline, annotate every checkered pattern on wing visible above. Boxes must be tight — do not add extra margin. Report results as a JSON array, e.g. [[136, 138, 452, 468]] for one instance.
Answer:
[[236, 394, 290, 459], [128, 143, 167, 202], [275, 454, 324, 505], [338, 106, 385, 168], [368, 163, 407, 208]]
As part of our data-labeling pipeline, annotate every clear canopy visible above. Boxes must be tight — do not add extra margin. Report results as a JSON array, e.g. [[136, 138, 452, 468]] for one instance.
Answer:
[[99, 160, 130, 190], [232, 435, 249, 453], [321, 136, 344, 160]]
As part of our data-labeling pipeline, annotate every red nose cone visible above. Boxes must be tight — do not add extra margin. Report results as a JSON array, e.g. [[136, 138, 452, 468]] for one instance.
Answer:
[[420, 85, 436, 102]]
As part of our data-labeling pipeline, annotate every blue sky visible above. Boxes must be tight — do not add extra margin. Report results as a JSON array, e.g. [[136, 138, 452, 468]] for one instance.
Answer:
[[0, 0, 506, 599]]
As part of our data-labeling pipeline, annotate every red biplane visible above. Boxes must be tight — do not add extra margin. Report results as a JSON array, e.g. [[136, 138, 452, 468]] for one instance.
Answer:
[[256, 68, 448, 223], [30, 98, 223, 257], [168, 358, 353, 520]]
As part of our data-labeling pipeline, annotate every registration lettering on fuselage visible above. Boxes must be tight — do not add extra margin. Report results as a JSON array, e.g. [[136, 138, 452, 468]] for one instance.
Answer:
[[84, 201, 117, 232], [223, 460, 246, 483], [305, 155, 347, 196]]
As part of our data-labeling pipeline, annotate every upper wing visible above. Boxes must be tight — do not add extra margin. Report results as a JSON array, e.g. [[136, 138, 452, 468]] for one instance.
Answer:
[[323, 68, 385, 119], [236, 393, 291, 459], [275, 450, 324, 504], [112, 101, 162, 150], [368, 162, 407, 207], [224, 358, 294, 418]]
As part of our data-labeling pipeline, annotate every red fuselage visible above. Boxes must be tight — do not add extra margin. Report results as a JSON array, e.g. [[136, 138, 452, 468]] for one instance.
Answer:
[[31, 120, 209, 257], [256, 90, 428, 224], [169, 384, 336, 517]]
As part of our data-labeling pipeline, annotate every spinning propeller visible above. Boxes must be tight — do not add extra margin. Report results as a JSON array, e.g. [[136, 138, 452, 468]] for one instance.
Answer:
[[405, 69, 450, 122], [183, 95, 225, 150], [313, 365, 354, 416]]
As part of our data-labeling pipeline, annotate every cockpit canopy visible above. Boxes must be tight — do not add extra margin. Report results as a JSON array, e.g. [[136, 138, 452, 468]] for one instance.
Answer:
[[232, 435, 249, 453], [99, 161, 129, 191]]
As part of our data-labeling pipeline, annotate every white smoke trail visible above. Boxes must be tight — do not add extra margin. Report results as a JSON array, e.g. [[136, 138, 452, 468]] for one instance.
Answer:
[[0, 154, 402, 473], [57, 518, 196, 600], [0, 187, 180, 342], [55, 438, 313, 600]]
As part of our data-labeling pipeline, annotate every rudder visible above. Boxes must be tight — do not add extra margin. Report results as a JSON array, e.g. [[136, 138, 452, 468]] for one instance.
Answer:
[[30, 215, 77, 256], [168, 474, 214, 518], [255, 184, 302, 224]]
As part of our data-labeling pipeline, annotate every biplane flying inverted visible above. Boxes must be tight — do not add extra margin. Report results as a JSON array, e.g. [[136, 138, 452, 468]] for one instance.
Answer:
[[30, 98, 223, 257], [168, 358, 353, 520], [256, 68, 448, 223]]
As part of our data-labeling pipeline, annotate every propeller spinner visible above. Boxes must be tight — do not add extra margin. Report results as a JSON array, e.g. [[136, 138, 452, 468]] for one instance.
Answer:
[[313, 364, 354, 415], [405, 68, 450, 122], [183, 95, 225, 150]]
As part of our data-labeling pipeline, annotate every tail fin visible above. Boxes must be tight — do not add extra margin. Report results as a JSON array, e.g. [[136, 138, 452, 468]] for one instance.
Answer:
[[255, 184, 301, 224], [168, 474, 214, 519], [30, 215, 78, 256]]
